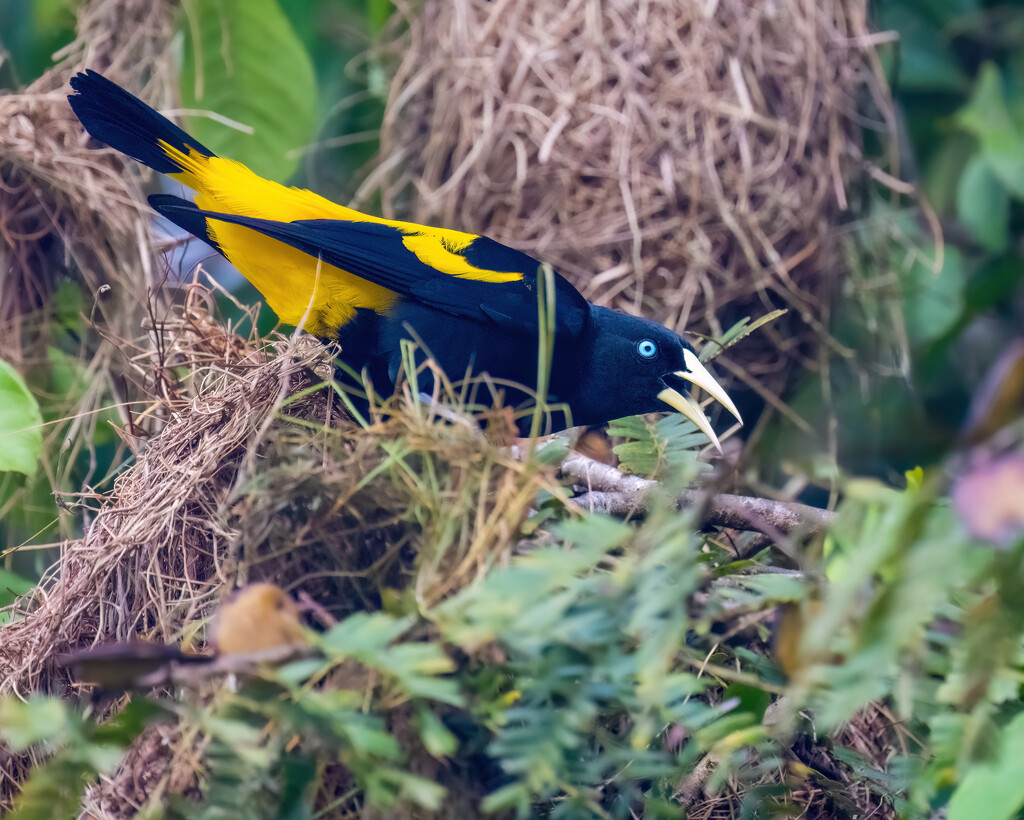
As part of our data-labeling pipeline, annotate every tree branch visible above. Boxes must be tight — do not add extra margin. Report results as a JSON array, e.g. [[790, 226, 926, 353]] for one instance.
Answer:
[[559, 452, 834, 537]]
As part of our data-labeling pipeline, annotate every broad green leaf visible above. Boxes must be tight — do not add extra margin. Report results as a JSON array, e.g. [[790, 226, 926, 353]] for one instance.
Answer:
[[957, 63, 1024, 199], [901, 246, 965, 348], [180, 0, 318, 181], [878, 5, 969, 93], [0, 358, 43, 477], [956, 155, 1010, 253], [948, 712, 1024, 820]]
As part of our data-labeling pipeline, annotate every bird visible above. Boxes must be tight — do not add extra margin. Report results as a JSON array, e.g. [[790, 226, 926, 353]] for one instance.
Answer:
[[210, 582, 308, 656], [67, 70, 741, 446], [58, 583, 309, 689]]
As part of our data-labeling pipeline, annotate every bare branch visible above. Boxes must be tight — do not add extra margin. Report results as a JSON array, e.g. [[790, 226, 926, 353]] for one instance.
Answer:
[[560, 452, 834, 537]]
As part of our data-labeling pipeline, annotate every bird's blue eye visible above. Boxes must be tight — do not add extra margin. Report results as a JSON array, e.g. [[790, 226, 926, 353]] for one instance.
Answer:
[[637, 339, 658, 358]]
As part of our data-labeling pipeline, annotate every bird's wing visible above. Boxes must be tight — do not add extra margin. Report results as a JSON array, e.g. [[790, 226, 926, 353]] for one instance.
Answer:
[[71, 71, 589, 338], [150, 196, 591, 338]]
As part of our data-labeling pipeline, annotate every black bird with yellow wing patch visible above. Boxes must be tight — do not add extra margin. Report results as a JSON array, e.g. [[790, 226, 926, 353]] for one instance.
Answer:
[[68, 70, 741, 443]]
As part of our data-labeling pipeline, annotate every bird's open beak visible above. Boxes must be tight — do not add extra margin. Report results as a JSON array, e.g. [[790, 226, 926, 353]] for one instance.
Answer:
[[657, 349, 742, 453]]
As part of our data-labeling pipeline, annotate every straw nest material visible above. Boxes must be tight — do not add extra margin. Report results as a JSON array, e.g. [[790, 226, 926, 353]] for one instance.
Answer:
[[369, 0, 894, 400], [0, 291, 562, 812], [0, 0, 176, 363], [0, 0, 178, 542]]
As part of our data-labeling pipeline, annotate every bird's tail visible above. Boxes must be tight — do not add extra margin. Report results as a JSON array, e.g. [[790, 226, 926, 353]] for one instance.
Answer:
[[68, 70, 216, 181]]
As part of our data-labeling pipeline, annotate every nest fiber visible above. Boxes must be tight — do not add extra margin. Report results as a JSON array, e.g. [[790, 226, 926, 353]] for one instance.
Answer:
[[372, 0, 891, 391]]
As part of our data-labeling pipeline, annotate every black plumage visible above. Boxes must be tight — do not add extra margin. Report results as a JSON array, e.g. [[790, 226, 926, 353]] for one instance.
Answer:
[[69, 70, 741, 443]]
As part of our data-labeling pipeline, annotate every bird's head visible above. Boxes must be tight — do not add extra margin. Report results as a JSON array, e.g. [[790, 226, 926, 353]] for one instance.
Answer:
[[575, 307, 742, 450]]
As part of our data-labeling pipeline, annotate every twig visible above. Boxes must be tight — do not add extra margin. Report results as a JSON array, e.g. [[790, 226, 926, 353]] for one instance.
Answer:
[[674, 753, 717, 808], [560, 452, 834, 537]]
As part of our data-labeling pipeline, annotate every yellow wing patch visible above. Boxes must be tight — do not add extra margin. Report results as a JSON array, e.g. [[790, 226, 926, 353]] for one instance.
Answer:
[[158, 142, 522, 334], [401, 234, 522, 284]]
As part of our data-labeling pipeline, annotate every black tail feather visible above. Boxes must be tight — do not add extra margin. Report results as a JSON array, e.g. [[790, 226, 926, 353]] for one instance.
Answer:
[[68, 70, 216, 174], [149, 194, 224, 254]]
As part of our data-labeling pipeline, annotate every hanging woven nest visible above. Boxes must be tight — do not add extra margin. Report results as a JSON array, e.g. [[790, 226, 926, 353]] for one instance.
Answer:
[[369, 0, 894, 403]]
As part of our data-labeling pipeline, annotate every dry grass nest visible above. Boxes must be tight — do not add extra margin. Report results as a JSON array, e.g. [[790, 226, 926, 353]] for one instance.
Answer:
[[0, 290, 566, 811], [0, 0, 177, 362], [367, 0, 897, 405], [0, 300, 556, 693], [0, 0, 181, 540]]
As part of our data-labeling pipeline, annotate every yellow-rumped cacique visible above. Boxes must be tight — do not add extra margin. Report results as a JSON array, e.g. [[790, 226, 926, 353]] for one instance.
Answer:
[[68, 71, 741, 446]]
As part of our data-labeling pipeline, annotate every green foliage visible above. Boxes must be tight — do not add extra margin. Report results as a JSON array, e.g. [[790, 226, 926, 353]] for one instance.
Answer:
[[607, 414, 707, 479], [947, 712, 1024, 820], [178, 610, 464, 817], [6, 438, 1024, 817], [0, 358, 43, 479], [0, 570, 35, 625], [956, 61, 1024, 200], [0, 0, 75, 87], [438, 511, 719, 817], [774, 2, 1024, 477], [317, 612, 462, 705], [956, 156, 1009, 253], [698, 310, 788, 361], [0, 698, 162, 820], [0, 281, 126, 555], [7, 2, 1024, 818], [179, 0, 319, 182]]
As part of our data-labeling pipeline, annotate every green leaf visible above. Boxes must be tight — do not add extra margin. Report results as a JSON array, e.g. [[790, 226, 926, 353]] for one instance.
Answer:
[[957, 63, 1024, 200], [956, 155, 1010, 253], [179, 0, 318, 181], [0, 696, 75, 750], [412, 704, 458, 758], [948, 712, 1024, 820], [319, 612, 462, 706], [878, 5, 969, 93], [722, 682, 772, 723], [901, 246, 965, 349], [0, 358, 43, 477], [6, 757, 97, 820], [608, 414, 705, 478], [699, 309, 788, 361], [275, 752, 317, 820], [0, 569, 35, 610], [341, 719, 402, 759]]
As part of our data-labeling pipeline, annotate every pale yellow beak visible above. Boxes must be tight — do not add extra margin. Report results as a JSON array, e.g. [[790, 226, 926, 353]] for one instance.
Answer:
[[657, 349, 742, 452]]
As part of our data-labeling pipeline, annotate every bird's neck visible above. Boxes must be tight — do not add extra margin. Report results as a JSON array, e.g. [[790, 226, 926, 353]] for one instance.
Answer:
[[550, 305, 620, 428]]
